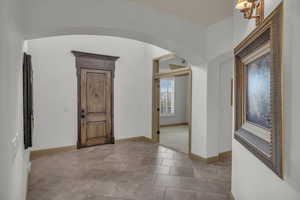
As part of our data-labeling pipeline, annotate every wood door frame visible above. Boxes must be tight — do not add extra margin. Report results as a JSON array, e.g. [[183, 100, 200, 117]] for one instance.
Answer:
[[152, 57, 193, 156], [72, 51, 119, 149]]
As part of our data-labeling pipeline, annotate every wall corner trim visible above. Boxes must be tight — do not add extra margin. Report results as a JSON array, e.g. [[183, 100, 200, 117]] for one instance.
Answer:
[[115, 136, 154, 143], [30, 145, 77, 161], [29, 137, 154, 161], [229, 192, 235, 200], [190, 151, 232, 164]]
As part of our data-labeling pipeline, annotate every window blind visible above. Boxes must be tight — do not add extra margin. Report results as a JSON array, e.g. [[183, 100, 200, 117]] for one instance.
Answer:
[[160, 78, 175, 116]]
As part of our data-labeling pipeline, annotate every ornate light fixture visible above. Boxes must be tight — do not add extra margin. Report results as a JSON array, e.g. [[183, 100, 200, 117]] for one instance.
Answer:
[[236, 0, 264, 26]]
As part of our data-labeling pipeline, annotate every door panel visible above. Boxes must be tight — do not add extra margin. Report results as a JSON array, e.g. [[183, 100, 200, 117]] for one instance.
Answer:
[[80, 69, 112, 147], [86, 122, 106, 138], [86, 73, 106, 113], [86, 113, 107, 121]]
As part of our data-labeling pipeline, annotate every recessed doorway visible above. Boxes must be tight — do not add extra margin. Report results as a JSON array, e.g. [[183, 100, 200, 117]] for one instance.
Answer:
[[152, 54, 192, 155]]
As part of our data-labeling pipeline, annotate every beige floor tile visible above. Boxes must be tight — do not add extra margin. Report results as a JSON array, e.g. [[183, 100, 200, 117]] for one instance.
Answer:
[[28, 141, 231, 200]]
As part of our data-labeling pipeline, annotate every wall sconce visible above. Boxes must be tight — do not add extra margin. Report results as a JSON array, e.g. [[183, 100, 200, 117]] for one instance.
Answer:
[[236, 0, 264, 26]]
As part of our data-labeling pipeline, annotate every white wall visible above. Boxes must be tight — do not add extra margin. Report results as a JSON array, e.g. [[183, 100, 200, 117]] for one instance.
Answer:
[[205, 52, 234, 158], [283, 0, 300, 193], [0, 0, 30, 200], [27, 35, 169, 150], [24, 0, 206, 65], [231, 0, 300, 199], [160, 76, 188, 125], [206, 60, 221, 157], [205, 17, 234, 61], [191, 65, 208, 157], [200, 14, 235, 159], [218, 59, 233, 154]]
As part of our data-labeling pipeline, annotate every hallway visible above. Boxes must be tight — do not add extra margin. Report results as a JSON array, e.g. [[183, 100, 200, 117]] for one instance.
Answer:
[[28, 141, 231, 200]]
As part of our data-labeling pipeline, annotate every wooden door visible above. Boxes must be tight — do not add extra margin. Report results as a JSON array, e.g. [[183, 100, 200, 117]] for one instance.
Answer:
[[80, 69, 112, 147]]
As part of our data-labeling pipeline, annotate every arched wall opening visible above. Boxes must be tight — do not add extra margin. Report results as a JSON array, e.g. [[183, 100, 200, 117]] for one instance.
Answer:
[[24, 0, 208, 65], [24, 35, 207, 158], [22, 0, 236, 161], [26, 35, 169, 151]]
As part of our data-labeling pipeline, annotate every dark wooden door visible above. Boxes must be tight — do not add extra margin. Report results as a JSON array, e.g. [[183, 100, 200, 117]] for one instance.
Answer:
[[23, 53, 33, 149], [80, 69, 112, 147]]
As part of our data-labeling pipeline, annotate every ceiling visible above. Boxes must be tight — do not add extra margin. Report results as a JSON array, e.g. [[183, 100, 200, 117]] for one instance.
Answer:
[[160, 57, 188, 72], [128, 0, 233, 26]]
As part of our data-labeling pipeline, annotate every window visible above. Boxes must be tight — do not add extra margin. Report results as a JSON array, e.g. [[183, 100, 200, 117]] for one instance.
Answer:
[[160, 78, 175, 116]]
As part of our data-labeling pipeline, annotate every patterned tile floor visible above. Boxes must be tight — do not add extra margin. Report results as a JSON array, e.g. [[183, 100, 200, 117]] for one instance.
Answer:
[[27, 141, 231, 200]]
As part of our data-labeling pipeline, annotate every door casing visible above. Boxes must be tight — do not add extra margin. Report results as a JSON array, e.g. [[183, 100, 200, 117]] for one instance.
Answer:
[[152, 56, 192, 155], [72, 51, 119, 149]]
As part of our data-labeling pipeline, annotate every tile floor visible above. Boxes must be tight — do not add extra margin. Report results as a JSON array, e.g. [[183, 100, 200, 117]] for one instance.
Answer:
[[160, 125, 189, 153], [27, 141, 231, 200]]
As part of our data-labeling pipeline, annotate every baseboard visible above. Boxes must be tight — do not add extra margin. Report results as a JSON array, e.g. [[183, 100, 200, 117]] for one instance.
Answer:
[[115, 136, 153, 143], [190, 153, 206, 162], [219, 151, 232, 159], [160, 122, 188, 128], [229, 192, 235, 200], [190, 151, 232, 164], [30, 145, 76, 161], [30, 137, 154, 161], [190, 153, 218, 163], [206, 155, 220, 163]]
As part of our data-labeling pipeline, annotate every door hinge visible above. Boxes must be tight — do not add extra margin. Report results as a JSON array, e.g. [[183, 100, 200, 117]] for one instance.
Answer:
[[157, 108, 160, 112], [157, 130, 160, 135]]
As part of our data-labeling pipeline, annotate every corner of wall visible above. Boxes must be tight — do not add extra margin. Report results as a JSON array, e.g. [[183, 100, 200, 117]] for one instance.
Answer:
[[191, 65, 208, 158]]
